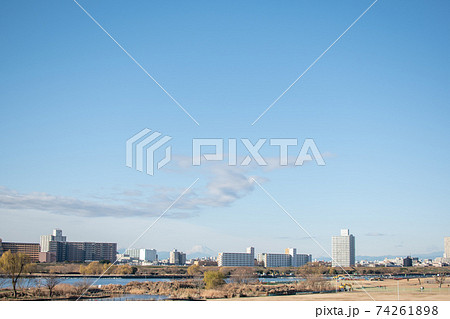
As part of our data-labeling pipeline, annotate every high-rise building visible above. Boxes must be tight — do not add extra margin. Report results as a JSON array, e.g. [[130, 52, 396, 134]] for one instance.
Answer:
[[257, 248, 312, 267], [40, 228, 66, 253], [218, 247, 255, 267], [39, 229, 116, 263], [169, 249, 186, 265], [0, 239, 40, 262], [139, 249, 157, 262], [66, 242, 117, 262], [444, 237, 450, 259], [403, 256, 413, 267], [332, 229, 355, 267]]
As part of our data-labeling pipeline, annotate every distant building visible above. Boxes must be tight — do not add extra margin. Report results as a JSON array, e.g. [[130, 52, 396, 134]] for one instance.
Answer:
[[295, 253, 312, 267], [116, 253, 133, 264], [403, 256, 413, 267], [193, 259, 218, 266], [0, 239, 40, 262], [169, 249, 186, 265], [66, 242, 116, 262], [332, 229, 355, 267], [139, 249, 157, 262], [444, 237, 450, 259], [39, 229, 116, 263], [286, 248, 312, 267], [121, 248, 158, 263], [218, 247, 255, 267], [40, 229, 66, 253], [39, 251, 56, 263], [124, 248, 140, 259], [258, 252, 291, 267], [257, 248, 311, 267]]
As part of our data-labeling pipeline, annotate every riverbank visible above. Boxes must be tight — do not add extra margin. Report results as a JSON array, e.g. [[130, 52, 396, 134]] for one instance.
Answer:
[[1, 278, 449, 301], [22, 274, 192, 279], [0, 278, 327, 301], [27, 263, 450, 278]]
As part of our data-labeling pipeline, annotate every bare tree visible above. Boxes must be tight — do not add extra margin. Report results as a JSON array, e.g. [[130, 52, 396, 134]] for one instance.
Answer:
[[43, 276, 63, 298], [73, 278, 93, 298], [435, 274, 446, 288], [0, 251, 31, 298], [304, 274, 331, 292], [32, 277, 45, 297], [230, 267, 258, 284]]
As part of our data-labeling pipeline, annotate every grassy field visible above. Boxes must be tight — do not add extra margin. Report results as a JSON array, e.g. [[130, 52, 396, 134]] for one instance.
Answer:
[[217, 278, 450, 301]]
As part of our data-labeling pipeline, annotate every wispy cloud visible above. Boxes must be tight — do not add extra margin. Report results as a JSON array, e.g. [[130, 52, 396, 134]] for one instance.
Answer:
[[365, 232, 386, 237], [0, 151, 333, 219], [275, 235, 316, 240], [0, 186, 162, 218], [0, 164, 260, 218]]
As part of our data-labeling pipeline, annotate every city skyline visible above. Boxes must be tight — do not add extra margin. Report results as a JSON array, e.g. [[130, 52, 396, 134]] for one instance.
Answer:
[[1, 0, 450, 258], [1, 227, 448, 262]]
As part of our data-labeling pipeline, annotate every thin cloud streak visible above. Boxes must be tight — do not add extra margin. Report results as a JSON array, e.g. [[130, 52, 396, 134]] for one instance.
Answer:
[[0, 152, 332, 218], [0, 166, 259, 218], [365, 232, 386, 237]]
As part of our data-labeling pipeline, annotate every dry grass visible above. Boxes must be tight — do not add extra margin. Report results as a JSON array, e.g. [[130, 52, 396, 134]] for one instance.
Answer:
[[215, 279, 450, 301], [3, 277, 447, 301]]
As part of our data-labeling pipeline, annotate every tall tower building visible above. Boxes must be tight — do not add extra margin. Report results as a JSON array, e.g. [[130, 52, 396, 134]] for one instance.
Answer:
[[444, 237, 450, 259], [40, 228, 67, 252], [169, 249, 186, 265], [332, 229, 355, 267], [246, 246, 255, 259], [285, 248, 297, 266]]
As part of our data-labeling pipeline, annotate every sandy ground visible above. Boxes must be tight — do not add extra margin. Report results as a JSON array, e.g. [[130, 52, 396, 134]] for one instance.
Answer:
[[217, 279, 450, 301]]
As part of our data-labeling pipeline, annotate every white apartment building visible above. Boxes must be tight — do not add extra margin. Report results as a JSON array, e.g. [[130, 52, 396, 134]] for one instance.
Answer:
[[124, 248, 140, 259], [257, 248, 312, 267], [218, 247, 254, 267], [332, 229, 355, 267], [258, 253, 291, 267], [294, 253, 312, 266], [139, 249, 157, 262], [40, 229, 66, 252]]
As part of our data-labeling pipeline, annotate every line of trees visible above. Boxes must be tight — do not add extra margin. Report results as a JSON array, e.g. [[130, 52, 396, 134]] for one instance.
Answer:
[[79, 261, 136, 275]]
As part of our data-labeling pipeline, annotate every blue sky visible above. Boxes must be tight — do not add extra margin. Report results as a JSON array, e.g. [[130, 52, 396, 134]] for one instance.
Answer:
[[1, 0, 449, 258]]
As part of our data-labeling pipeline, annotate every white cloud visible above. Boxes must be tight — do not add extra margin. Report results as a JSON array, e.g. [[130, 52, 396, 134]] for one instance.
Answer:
[[0, 151, 332, 219], [0, 164, 260, 218]]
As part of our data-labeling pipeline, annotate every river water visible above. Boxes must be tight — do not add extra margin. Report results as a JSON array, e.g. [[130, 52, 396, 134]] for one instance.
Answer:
[[3, 274, 430, 288], [87, 294, 169, 301], [0, 276, 303, 288]]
